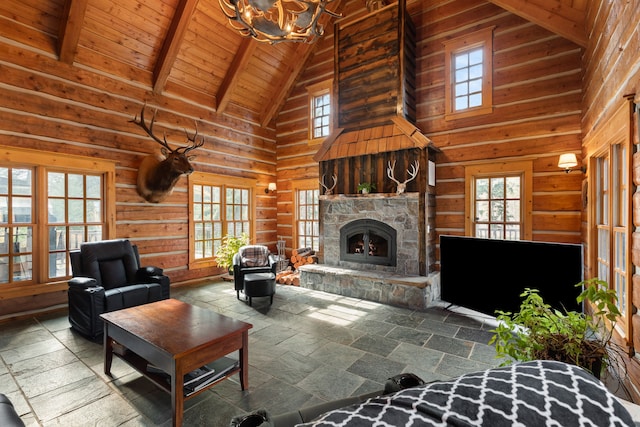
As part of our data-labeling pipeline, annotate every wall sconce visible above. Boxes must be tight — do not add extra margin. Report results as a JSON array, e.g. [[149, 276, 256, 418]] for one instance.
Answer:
[[558, 153, 578, 173], [265, 182, 277, 194]]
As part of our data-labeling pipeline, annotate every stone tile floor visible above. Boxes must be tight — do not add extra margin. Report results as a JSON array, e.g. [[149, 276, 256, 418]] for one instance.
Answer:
[[0, 280, 503, 426]]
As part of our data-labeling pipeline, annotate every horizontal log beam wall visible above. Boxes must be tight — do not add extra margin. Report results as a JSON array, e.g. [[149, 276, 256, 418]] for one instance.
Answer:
[[0, 36, 277, 314]]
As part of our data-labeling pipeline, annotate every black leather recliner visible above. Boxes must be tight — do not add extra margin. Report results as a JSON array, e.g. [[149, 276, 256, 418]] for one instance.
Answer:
[[0, 394, 24, 427], [68, 239, 170, 339]]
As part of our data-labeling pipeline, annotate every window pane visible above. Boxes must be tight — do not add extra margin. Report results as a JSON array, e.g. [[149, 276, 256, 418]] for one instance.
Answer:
[[12, 169, 31, 195], [0, 168, 7, 194], [86, 175, 101, 198], [490, 178, 504, 198], [469, 49, 482, 64], [12, 197, 32, 223], [68, 174, 84, 198], [469, 93, 482, 108], [48, 172, 65, 197], [506, 200, 520, 221], [476, 179, 489, 199], [86, 200, 101, 222], [469, 64, 483, 79], [476, 201, 489, 221], [68, 200, 84, 223]]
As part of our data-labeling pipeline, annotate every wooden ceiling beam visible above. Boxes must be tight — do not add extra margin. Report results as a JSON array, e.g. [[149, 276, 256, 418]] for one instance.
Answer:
[[153, 0, 200, 95], [488, 0, 587, 47], [216, 38, 257, 114], [57, 0, 89, 64]]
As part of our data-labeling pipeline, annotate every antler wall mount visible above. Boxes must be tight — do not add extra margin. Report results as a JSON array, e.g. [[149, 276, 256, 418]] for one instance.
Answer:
[[387, 160, 419, 195], [131, 105, 205, 203]]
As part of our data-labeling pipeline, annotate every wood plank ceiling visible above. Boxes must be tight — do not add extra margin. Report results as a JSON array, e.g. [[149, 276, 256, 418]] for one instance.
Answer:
[[3, 0, 586, 127]]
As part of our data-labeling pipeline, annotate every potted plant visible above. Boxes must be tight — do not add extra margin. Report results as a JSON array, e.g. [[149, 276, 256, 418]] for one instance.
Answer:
[[214, 232, 250, 275], [357, 182, 376, 194], [489, 278, 622, 379]]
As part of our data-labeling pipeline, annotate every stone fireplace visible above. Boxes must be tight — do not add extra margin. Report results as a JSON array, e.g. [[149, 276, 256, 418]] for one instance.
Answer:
[[297, 0, 440, 310], [321, 193, 420, 276]]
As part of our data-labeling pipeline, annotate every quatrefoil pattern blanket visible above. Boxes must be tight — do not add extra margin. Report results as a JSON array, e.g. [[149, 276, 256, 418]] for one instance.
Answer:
[[300, 360, 635, 427]]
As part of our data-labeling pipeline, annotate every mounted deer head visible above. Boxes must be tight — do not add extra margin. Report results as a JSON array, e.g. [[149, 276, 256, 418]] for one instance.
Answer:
[[387, 160, 419, 195], [320, 174, 337, 195], [131, 105, 205, 203]]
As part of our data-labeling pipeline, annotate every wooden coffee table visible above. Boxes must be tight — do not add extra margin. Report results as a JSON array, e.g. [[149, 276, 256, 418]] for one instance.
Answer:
[[100, 299, 252, 427]]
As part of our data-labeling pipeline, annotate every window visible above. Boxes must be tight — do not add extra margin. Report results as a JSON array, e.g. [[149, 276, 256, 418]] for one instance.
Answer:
[[307, 80, 333, 143], [465, 161, 532, 241], [0, 146, 115, 293], [293, 179, 320, 252], [189, 172, 255, 268], [444, 27, 494, 120], [594, 144, 630, 330]]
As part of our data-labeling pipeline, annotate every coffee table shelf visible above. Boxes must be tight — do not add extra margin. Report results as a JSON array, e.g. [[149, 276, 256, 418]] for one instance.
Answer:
[[116, 348, 240, 398]]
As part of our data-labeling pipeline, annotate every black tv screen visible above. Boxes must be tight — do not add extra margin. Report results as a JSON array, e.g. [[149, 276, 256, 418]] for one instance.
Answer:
[[440, 235, 583, 316]]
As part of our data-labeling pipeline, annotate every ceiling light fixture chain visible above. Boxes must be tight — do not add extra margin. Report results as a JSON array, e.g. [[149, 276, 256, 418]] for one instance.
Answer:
[[218, 0, 341, 44]]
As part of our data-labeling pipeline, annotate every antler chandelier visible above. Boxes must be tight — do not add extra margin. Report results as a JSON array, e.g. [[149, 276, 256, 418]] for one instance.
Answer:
[[218, 0, 341, 44]]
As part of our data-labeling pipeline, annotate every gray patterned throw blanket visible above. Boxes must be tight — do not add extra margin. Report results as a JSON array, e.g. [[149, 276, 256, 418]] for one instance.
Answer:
[[299, 360, 635, 427]]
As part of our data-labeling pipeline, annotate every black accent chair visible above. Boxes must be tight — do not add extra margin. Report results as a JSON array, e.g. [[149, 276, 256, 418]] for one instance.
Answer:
[[0, 394, 24, 427], [68, 239, 170, 339], [233, 245, 277, 306]]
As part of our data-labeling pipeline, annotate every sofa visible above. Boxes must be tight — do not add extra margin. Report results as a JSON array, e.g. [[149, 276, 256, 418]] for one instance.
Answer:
[[231, 361, 636, 427], [0, 394, 24, 427], [67, 239, 170, 339]]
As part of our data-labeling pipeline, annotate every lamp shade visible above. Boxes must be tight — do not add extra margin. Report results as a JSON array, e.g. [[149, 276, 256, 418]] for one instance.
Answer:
[[558, 153, 578, 169], [268, 182, 277, 192]]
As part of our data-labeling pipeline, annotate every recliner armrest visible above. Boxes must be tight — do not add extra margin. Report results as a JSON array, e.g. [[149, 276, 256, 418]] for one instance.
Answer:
[[135, 266, 164, 281], [68, 276, 99, 289]]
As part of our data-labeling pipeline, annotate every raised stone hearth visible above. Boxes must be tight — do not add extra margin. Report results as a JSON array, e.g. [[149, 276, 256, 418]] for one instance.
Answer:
[[298, 264, 440, 310]]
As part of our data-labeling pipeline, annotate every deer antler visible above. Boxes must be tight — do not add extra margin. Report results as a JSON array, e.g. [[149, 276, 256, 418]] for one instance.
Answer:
[[176, 122, 205, 154], [131, 104, 204, 154], [387, 160, 419, 194], [320, 174, 337, 195]]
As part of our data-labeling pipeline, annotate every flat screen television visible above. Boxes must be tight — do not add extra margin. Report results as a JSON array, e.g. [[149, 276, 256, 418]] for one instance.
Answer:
[[439, 235, 583, 316]]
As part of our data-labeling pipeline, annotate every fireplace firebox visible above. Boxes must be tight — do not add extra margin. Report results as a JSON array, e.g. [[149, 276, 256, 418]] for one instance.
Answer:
[[340, 219, 397, 266]]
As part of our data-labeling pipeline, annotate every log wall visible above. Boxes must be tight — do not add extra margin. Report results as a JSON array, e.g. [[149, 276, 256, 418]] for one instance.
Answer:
[[276, 0, 584, 262], [582, 0, 640, 402], [0, 31, 278, 316]]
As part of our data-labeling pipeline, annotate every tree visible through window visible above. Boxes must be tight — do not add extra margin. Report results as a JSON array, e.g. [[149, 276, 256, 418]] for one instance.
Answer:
[[465, 161, 532, 241], [473, 175, 521, 240], [190, 172, 253, 267]]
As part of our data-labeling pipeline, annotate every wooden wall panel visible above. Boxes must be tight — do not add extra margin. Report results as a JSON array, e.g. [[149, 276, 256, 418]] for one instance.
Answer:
[[582, 0, 640, 401], [276, 0, 584, 265], [0, 34, 277, 315]]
